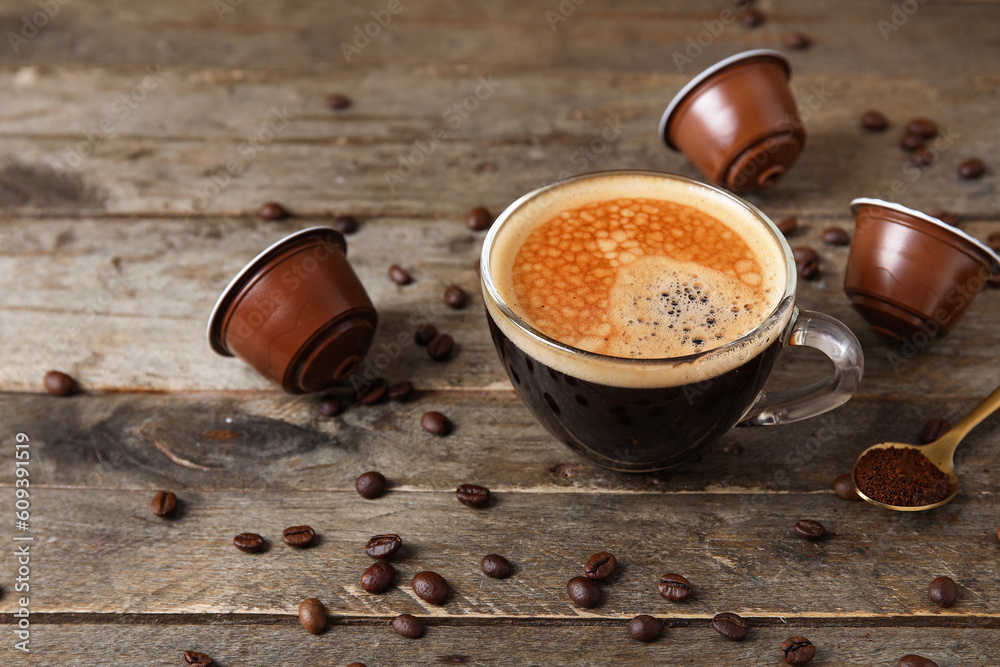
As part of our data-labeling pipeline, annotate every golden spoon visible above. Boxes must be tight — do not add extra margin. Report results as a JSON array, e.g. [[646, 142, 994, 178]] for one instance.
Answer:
[[852, 384, 1000, 511]]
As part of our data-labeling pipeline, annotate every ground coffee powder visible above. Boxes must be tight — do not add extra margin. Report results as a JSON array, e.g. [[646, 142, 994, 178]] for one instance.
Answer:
[[854, 447, 951, 506]]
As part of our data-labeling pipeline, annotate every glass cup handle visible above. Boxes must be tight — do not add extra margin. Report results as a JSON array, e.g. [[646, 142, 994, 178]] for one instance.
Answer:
[[740, 310, 864, 426]]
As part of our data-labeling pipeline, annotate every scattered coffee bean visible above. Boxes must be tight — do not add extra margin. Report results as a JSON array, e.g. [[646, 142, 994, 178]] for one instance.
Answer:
[[657, 573, 694, 602], [921, 417, 951, 443], [387, 381, 414, 402], [821, 227, 850, 245], [233, 533, 265, 553], [481, 554, 512, 579], [712, 612, 749, 640], [182, 651, 213, 667], [298, 597, 327, 635], [832, 473, 861, 501], [906, 117, 938, 138], [151, 490, 177, 518], [782, 32, 810, 49], [900, 132, 925, 151], [365, 534, 402, 559], [43, 370, 76, 397], [861, 110, 889, 131], [776, 215, 798, 236], [412, 571, 450, 605], [742, 8, 764, 27], [929, 209, 960, 227], [443, 285, 468, 309], [899, 655, 939, 667], [567, 576, 601, 608], [346, 664, 368, 667], [361, 561, 395, 594], [584, 552, 617, 580], [257, 202, 289, 220], [456, 483, 491, 507], [334, 215, 358, 234], [781, 636, 816, 664], [325, 93, 351, 110], [388, 264, 412, 285], [421, 411, 452, 436], [911, 146, 934, 167], [792, 247, 819, 280], [793, 519, 825, 540], [986, 232, 1000, 253], [627, 615, 664, 642], [392, 613, 424, 639], [318, 395, 342, 417], [414, 323, 438, 346], [282, 525, 316, 548], [927, 575, 957, 607], [958, 157, 985, 180], [466, 206, 493, 231], [427, 334, 454, 361], [357, 378, 388, 405], [355, 471, 387, 499]]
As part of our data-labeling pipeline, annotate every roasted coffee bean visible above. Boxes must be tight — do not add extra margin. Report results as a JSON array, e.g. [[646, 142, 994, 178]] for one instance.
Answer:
[[711, 612, 749, 640], [466, 206, 493, 231], [986, 232, 1000, 253], [899, 655, 939, 667], [742, 8, 764, 27], [782, 32, 810, 49], [414, 323, 438, 346], [392, 613, 424, 639], [422, 411, 452, 436], [427, 334, 454, 361], [958, 157, 985, 180], [325, 93, 352, 110], [929, 209, 960, 227], [412, 571, 450, 605], [776, 215, 798, 236], [43, 370, 76, 397], [317, 395, 342, 417], [346, 664, 368, 667], [861, 110, 889, 131], [928, 575, 957, 607], [792, 247, 819, 280], [911, 146, 934, 167], [182, 651, 213, 667], [832, 473, 861, 501], [627, 615, 664, 642], [567, 576, 601, 608], [920, 417, 951, 443], [151, 490, 177, 517], [361, 561, 395, 594], [900, 132, 925, 151], [282, 525, 316, 548], [357, 378, 388, 405], [365, 534, 402, 559], [298, 597, 327, 635], [387, 381, 414, 402], [257, 202, 289, 220], [333, 215, 358, 234], [584, 552, 617, 580], [794, 519, 826, 540], [481, 554, 512, 579], [233, 533, 265, 553], [821, 227, 850, 245], [906, 117, 938, 137], [355, 471, 387, 499], [657, 573, 693, 602], [456, 483, 491, 507], [781, 636, 816, 664], [443, 285, 468, 309], [388, 264, 412, 285]]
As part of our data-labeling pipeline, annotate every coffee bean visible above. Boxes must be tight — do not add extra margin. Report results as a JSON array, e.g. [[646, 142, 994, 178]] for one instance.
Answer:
[[928, 575, 957, 607], [325, 93, 351, 110], [355, 471, 387, 499], [861, 110, 889, 131], [233, 533, 265, 553], [481, 554, 512, 579], [627, 615, 664, 642], [781, 636, 816, 664], [793, 519, 826, 540], [657, 573, 693, 602], [282, 525, 316, 548], [466, 206, 493, 231], [427, 334, 454, 361], [443, 285, 468, 309], [357, 377, 388, 405], [412, 571, 450, 605], [392, 613, 424, 639], [387, 381, 414, 402], [986, 232, 1000, 253], [921, 417, 951, 443], [929, 209, 960, 227], [346, 664, 368, 667], [911, 146, 934, 167], [422, 411, 452, 436], [792, 247, 819, 280], [182, 651, 213, 667], [365, 534, 402, 559], [151, 490, 177, 518], [388, 264, 412, 285], [43, 370, 76, 397], [776, 215, 798, 236], [782, 32, 810, 49], [906, 117, 938, 138], [414, 323, 438, 346], [958, 157, 985, 180], [361, 561, 395, 594], [900, 132, 925, 151], [711, 612, 748, 640], [821, 227, 850, 245], [832, 473, 861, 501], [742, 8, 764, 27], [899, 655, 939, 667], [333, 215, 358, 234], [456, 483, 491, 507], [583, 552, 617, 580], [257, 202, 289, 220], [567, 576, 601, 608], [318, 395, 342, 417], [298, 597, 327, 635]]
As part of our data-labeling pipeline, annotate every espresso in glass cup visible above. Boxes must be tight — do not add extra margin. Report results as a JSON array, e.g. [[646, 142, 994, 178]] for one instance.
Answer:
[[481, 171, 864, 472]]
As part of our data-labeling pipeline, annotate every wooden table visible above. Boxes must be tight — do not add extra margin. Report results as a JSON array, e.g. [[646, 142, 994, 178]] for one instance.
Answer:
[[1, 1, 999, 664]]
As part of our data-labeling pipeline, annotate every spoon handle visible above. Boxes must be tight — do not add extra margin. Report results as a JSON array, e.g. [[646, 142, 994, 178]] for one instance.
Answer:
[[947, 384, 1000, 441]]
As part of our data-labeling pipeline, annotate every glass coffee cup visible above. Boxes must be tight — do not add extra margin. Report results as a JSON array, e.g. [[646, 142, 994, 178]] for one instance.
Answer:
[[481, 171, 863, 472]]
